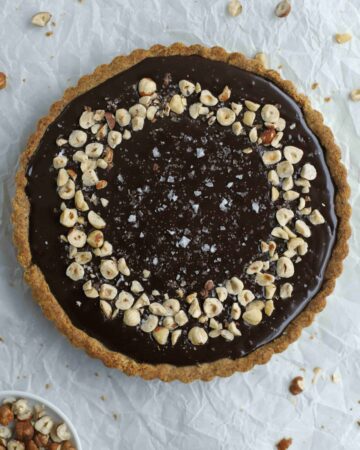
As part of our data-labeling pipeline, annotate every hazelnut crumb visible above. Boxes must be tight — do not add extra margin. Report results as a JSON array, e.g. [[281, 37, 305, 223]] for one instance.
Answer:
[[276, 438, 293, 450], [311, 82, 319, 90], [289, 376, 304, 395], [45, 31, 53, 37], [0, 72, 7, 90], [324, 96, 331, 103]]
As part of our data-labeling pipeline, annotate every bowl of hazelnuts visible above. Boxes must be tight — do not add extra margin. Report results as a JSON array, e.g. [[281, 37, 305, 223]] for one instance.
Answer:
[[0, 392, 81, 450]]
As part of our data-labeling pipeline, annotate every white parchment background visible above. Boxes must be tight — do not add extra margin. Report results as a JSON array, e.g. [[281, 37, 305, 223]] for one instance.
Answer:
[[1, 1, 360, 449]]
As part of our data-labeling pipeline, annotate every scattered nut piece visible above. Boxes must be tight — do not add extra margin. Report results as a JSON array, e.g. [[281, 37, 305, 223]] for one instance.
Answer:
[[276, 438, 293, 450], [262, 150, 282, 165], [350, 89, 360, 101], [152, 327, 169, 345], [335, 33, 352, 44], [217, 107, 236, 126], [275, 0, 291, 18], [138, 78, 157, 97], [88, 210, 106, 229], [277, 161, 294, 178], [171, 329, 182, 346], [277, 256, 294, 278], [254, 52, 268, 68], [227, 0, 242, 17], [289, 376, 304, 395], [243, 308, 262, 326], [301, 163, 317, 180], [284, 146, 303, 164], [255, 272, 275, 286], [246, 260, 263, 275], [309, 209, 325, 225], [242, 110, 256, 126], [188, 327, 208, 345], [261, 104, 280, 123], [0, 72, 7, 90], [200, 90, 218, 106], [68, 130, 87, 148], [232, 121, 243, 136], [179, 80, 195, 96], [225, 277, 244, 295], [31, 12, 52, 27], [218, 85, 231, 102], [169, 94, 185, 114], [238, 289, 255, 306], [280, 282, 293, 299], [203, 298, 223, 318], [100, 259, 118, 280], [123, 309, 141, 327], [276, 208, 294, 226], [141, 315, 158, 333], [295, 219, 311, 237]]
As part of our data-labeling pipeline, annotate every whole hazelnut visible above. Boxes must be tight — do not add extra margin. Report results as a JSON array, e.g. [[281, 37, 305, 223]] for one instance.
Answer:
[[34, 433, 49, 447], [47, 444, 61, 450], [0, 404, 14, 426], [15, 421, 34, 442], [25, 441, 39, 450], [61, 442, 76, 450]]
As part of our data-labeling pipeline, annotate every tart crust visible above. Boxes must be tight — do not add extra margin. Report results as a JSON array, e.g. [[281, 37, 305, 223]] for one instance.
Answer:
[[12, 43, 351, 382]]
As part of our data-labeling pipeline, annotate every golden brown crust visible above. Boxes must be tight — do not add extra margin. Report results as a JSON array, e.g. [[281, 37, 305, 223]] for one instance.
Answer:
[[12, 43, 351, 382]]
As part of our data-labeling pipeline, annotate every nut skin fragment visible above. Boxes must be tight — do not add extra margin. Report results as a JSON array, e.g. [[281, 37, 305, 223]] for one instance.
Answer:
[[0, 72, 7, 90], [289, 376, 304, 395], [276, 438, 293, 450]]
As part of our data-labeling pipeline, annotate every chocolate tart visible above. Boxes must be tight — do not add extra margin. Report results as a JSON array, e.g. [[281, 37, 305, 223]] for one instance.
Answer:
[[13, 44, 351, 382]]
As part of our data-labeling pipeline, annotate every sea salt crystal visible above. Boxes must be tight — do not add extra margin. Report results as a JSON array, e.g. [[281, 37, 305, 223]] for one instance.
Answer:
[[167, 176, 175, 183], [152, 147, 161, 158], [178, 236, 191, 248], [168, 190, 178, 201], [194, 190, 202, 197], [220, 198, 229, 211], [128, 214, 137, 223], [227, 182, 234, 188], [252, 201, 259, 213], [192, 204, 199, 213], [202, 244, 210, 252], [196, 148, 205, 158], [210, 244, 217, 253]]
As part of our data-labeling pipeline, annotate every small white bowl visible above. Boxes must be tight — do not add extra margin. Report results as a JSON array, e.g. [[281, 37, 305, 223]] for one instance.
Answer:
[[0, 390, 82, 450]]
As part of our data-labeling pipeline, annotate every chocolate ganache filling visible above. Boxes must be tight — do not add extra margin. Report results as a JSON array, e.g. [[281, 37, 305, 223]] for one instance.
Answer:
[[26, 56, 337, 365]]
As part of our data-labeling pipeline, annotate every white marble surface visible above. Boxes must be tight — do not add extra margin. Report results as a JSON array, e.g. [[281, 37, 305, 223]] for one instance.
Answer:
[[0, 1, 360, 449]]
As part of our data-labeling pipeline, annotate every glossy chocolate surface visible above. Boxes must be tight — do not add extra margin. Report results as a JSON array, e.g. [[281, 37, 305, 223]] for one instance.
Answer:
[[26, 56, 337, 365]]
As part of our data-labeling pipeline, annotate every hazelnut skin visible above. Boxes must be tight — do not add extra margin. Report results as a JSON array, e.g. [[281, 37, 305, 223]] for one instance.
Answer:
[[47, 444, 61, 450], [0, 404, 14, 426], [15, 420, 34, 442], [26, 441, 39, 450], [62, 442, 76, 450], [34, 433, 49, 447]]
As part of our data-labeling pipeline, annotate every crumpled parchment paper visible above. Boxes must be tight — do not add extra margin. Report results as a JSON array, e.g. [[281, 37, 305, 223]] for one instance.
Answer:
[[0, 1, 360, 449]]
